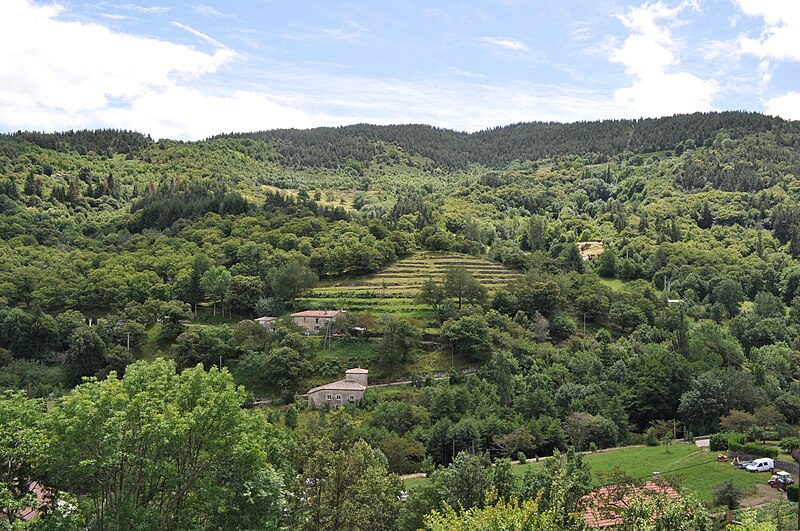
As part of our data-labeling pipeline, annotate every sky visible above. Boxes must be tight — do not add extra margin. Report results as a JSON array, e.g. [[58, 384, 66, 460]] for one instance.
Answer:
[[0, 0, 798, 140]]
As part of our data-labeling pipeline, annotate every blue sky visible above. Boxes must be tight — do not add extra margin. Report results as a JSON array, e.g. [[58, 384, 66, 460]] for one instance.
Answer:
[[0, 0, 798, 139]]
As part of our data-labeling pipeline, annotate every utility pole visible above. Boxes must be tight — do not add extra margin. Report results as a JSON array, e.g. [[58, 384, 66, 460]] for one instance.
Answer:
[[583, 313, 587, 337], [126, 332, 130, 352]]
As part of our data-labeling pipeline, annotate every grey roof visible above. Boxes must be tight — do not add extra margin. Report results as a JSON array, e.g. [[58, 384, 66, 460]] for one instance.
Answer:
[[345, 368, 369, 374], [307, 379, 366, 394]]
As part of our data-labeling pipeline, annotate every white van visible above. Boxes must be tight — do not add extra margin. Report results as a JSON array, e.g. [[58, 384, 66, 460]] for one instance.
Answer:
[[745, 458, 775, 472]]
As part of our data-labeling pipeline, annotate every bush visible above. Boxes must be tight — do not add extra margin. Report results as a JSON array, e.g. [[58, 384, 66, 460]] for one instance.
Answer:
[[709, 433, 728, 451], [712, 479, 743, 510], [643, 427, 659, 446], [779, 437, 800, 453], [517, 452, 527, 464], [726, 432, 745, 449], [787, 484, 798, 503]]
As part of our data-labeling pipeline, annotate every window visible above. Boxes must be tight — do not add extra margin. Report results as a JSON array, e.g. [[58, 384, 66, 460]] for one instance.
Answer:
[[349, 395, 355, 401], [326, 394, 332, 401], [335, 394, 342, 401], [315, 318, 319, 323]]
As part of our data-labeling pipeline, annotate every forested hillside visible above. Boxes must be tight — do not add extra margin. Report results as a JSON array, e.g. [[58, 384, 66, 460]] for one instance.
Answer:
[[2, 111, 800, 529]]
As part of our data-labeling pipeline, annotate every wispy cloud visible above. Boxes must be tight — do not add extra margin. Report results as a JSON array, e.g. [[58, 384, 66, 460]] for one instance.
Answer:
[[481, 36, 529, 52], [100, 13, 129, 20], [193, 4, 237, 20], [570, 26, 594, 41], [115, 3, 169, 15], [283, 23, 370, 43], [172, 21, 230, 50]]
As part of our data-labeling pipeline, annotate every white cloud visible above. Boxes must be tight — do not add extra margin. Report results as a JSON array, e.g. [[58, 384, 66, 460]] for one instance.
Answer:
[[734, 0, 800, 60], [116, 3, 169, 15], [570, 27, 595, 42], [193, 4, 234, 19], [99, 87, 333, 139], [0, 0, 233, 113], [172, 21, 228, 48], [609, 1, 717, 116], [0, 0, 329, 138], [732, 0, 800, 117], [764, 91, 800, 120], [481, 36, 529, 52]]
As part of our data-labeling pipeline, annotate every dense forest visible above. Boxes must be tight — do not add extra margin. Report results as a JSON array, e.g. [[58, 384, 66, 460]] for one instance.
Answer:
[[1, 111, 800, 529]]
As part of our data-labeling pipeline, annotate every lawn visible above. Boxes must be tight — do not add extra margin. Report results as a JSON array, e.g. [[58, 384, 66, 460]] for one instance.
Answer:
[[598, 277, 628, 291], [406, 444, 770, 503]]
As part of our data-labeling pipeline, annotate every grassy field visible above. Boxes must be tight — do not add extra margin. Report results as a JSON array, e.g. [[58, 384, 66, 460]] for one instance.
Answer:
[[298, 251, 522, 320], [598, 277, 628, 291], [406, 444, 770, 503]]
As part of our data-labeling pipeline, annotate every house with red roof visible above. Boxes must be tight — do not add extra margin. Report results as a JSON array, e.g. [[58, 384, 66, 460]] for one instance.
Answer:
[[580, 481, 680, 528]]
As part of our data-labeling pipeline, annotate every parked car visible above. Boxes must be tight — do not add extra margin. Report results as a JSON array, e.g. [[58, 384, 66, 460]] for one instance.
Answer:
[[745, 458, 775, 473], [768, 471, 794, 489]]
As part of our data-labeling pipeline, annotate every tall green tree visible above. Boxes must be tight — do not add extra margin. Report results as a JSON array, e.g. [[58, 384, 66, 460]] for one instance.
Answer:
[[441, 314, 492, 362], [46, 359, 287, 531], [0, 392, 50, 528], [269, 259, 318, 306], [200, 266, 231, 316], [381, 316, 421, 367], [443, 266, 487, 309], [63, 326, 107, 387]]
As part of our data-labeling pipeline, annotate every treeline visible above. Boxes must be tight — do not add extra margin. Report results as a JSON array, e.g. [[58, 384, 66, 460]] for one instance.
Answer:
[[220, 111, 792, 170], [5, 129, 151, 155]]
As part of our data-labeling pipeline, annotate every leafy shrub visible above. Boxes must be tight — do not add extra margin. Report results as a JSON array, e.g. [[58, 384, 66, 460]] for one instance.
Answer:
[[709, 433, 728, 451], [787, 484, 798, 503], [779, 437, 800, 453], [726, 432, 745, 449], [643, 427, 659, 446], [517, 452, 527, 464], [712, 480, 742, 510]]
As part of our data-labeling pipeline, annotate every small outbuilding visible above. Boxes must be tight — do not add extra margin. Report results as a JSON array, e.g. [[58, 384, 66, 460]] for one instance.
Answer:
[[307, 368, 368, 408], [253, 316, 278, 332]]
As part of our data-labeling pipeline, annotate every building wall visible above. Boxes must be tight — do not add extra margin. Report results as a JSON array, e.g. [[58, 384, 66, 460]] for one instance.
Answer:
[[308, 388, 364, 408], [293, 316, 334, 334], [345, 372, 368, 387]]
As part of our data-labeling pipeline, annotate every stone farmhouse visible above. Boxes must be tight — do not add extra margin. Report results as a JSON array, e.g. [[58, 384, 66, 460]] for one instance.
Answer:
[[290, 309, 344, 334], [307, 368, 368, 408]]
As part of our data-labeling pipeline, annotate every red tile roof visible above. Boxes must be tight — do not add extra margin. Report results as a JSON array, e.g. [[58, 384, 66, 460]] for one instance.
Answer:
[[581, 482, 680, 528], [291, 310, 343, 318]]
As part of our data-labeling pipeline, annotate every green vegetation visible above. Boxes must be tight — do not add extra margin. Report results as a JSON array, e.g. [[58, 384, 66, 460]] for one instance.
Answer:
[[299, 252, 520, 319], [409, 443, 769, 503], [2, 113, 800, 529]]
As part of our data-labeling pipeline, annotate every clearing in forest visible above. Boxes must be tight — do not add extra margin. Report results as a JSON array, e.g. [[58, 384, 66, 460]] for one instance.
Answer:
[[298, 251, 522, 319]]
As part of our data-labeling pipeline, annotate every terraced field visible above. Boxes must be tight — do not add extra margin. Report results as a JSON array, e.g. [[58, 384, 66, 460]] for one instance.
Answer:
[[297, 251, 522, 319]]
